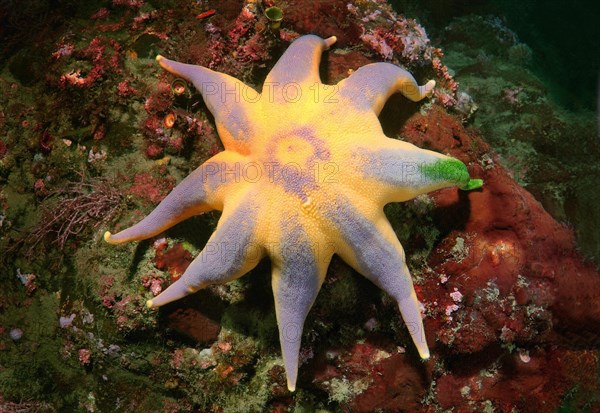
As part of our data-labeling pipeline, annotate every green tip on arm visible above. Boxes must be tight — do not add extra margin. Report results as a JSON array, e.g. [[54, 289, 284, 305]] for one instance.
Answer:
[[461, 178, 484, 191]]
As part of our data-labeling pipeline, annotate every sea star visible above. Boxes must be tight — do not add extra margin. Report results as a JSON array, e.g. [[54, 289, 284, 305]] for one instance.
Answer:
[[104, 34, 482, 391]]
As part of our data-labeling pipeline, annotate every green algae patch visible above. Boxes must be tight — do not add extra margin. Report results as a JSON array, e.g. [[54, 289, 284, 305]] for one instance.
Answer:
[[419, 158, 483, 191], [419, 158, 469, 185], [462, 178, 484, 191]]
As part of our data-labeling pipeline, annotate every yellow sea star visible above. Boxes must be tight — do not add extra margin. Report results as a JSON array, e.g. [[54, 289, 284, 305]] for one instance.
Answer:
[[104, 35, 482, 391]]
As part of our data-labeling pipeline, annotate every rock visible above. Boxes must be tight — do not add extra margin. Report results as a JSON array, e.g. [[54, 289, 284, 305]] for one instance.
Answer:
[[162, 291, 224, 344]]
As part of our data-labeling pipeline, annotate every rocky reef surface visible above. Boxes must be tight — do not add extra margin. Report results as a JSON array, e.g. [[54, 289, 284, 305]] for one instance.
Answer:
[[0, 0, 598, 412]]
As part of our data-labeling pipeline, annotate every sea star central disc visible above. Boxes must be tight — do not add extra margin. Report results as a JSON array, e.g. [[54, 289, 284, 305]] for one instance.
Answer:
[[105, 35, 482, 391]]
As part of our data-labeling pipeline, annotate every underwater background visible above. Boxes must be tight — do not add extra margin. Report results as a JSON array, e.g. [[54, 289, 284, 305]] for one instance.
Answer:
[[0, 0, 598, 412]]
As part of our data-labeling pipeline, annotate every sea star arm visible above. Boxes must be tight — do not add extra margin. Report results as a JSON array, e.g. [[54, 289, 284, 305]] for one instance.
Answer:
[[263, 34, 336, 94], [337, 62, 435, 115], [104, 151, 243, 244], [327, 198, 429, 360], [353, 141, 483, 203], [270, 223, 331, 392], [156, 55, 258, 146], [147, 200, 263, 308]]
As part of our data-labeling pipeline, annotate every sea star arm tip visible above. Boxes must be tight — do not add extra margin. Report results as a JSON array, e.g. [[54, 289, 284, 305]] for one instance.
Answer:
[[273, 265, 323, 392], [148, 201, 262, 308], [271, 224, 330, 392], [421, 79, 436, 98], [324, 35, 337, 48], [398, 294, 430, 359], [355, 145, 481, 202], [104, 161, 224, 243], [265, 34, 335, 88], [157, 56, 257, 145], [146, 274, 198, 308], [103, 231, 115, 244], [328, 201, 430, 361], [104, 150, 255, 244], [339, 63, 435, 115]]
